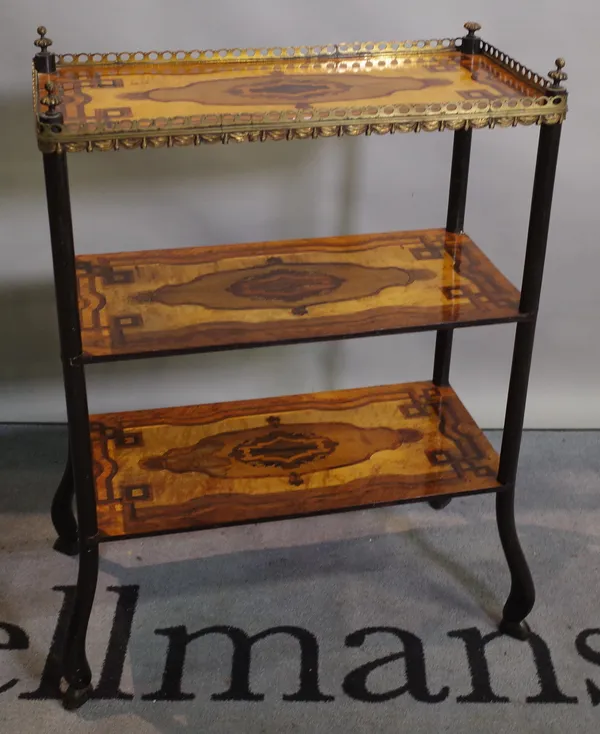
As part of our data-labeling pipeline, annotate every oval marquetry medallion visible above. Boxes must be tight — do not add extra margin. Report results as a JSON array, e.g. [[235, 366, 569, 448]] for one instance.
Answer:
[[122, 71, 453, 109], [133, 261, 436, 310], [228, 268, 345, 303], [140, 422, 423, 479]]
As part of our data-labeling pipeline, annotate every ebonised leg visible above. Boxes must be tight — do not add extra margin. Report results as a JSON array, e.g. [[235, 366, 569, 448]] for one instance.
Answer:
[[495, 124, 563, 641], [430, 130, 469, 503], [62, 543, 99, 710], [496, 487, 534, 640], [432, 127, 473, 390], [51, 442, 79, 556], [42, 150, 101, 710]]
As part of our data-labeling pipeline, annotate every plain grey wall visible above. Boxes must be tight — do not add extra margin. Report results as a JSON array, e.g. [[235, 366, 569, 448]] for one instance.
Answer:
[[1, 0, 598, 427]]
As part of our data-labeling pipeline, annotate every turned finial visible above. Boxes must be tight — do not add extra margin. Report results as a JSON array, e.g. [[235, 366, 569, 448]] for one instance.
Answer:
[[464, 22, 482, 37], [40, 80, 62, 118], [34, 25, 56, 73], [461, 22, 482, 55], [34, 26, 52, 51], [548, 57, 568, 88]]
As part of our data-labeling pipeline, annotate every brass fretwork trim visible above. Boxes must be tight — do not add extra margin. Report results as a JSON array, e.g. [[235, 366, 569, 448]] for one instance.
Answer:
[[33, 37, 568, 153], [481, 42, 552, 92], [37, 112, 567, 154], [54, 38, 460, 66]]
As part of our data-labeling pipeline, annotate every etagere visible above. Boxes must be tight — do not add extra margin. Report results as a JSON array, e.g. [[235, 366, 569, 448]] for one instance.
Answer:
[[32, 22, 567, 709]]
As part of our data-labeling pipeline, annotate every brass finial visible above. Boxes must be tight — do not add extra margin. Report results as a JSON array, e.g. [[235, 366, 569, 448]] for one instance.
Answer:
[[464, 22, 482, 36], [548, 57, 568, 88], [40, 80, 61, 117], [34, 25, 52, 51]]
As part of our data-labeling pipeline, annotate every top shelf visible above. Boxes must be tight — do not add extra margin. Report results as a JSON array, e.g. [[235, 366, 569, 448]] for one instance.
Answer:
[[33, 27, 568, 153]]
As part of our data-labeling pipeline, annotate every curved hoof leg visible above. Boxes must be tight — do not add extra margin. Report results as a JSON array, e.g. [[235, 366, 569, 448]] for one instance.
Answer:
[[428, 496, 452, 510], [53, 536, 79, 557], [496, 488, 535, 641], [499, 618, 531, 641], [62, 683, 93, 711], [62, 545, 99, 712]]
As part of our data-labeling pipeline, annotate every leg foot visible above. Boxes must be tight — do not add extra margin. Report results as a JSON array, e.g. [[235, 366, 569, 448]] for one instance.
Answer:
[[496, 487, 535, 633], [53, 536, 79, 557], [428, 496, 452, 510], [499, 618, 531, 641], [51, 443, 78, 553], [61, 544, 99, 711], [62, 683, 93, 711]]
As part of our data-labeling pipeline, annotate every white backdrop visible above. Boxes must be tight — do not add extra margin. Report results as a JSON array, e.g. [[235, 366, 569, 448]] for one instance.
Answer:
[[0, 0, 598, 427]]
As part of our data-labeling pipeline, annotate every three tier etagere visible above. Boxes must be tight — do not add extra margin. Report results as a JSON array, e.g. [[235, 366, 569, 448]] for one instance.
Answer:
[[32, 22, 567, 709]]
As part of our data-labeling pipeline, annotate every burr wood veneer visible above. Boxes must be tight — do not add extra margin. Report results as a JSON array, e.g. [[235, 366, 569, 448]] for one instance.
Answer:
[[91, 380, 501, 539], [76, 228, 521, 361], [44, 49, 540, 128]]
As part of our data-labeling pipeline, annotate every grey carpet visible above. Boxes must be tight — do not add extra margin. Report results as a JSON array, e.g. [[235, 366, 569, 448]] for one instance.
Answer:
[[0, 425, 599, 733]]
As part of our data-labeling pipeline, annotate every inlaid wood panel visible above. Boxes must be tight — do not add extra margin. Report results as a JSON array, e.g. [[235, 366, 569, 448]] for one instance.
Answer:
[[91, 381, 501, 539], [48, 50, 540, 129], [35, 39, 567, 151], [76, 229, 521, 361]]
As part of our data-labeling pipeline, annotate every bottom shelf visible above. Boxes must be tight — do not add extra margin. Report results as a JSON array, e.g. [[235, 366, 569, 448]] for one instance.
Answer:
[[91, 380, 501, 540]]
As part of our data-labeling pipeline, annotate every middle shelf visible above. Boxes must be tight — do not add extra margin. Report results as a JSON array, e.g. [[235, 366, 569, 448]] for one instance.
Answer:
[[76, 228, 523, 363]]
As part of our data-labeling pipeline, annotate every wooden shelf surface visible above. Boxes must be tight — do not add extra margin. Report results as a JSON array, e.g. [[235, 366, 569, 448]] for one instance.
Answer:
[[34, 38, 566, 152], [92, 380, 502, 539], [76, 229, 522, 361]]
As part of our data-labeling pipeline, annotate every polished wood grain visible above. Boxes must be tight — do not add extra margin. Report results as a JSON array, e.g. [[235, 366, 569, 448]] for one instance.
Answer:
[[76, 229, 521, 360], [91, 381, 501, 539], [47, 50, 539, 130]]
